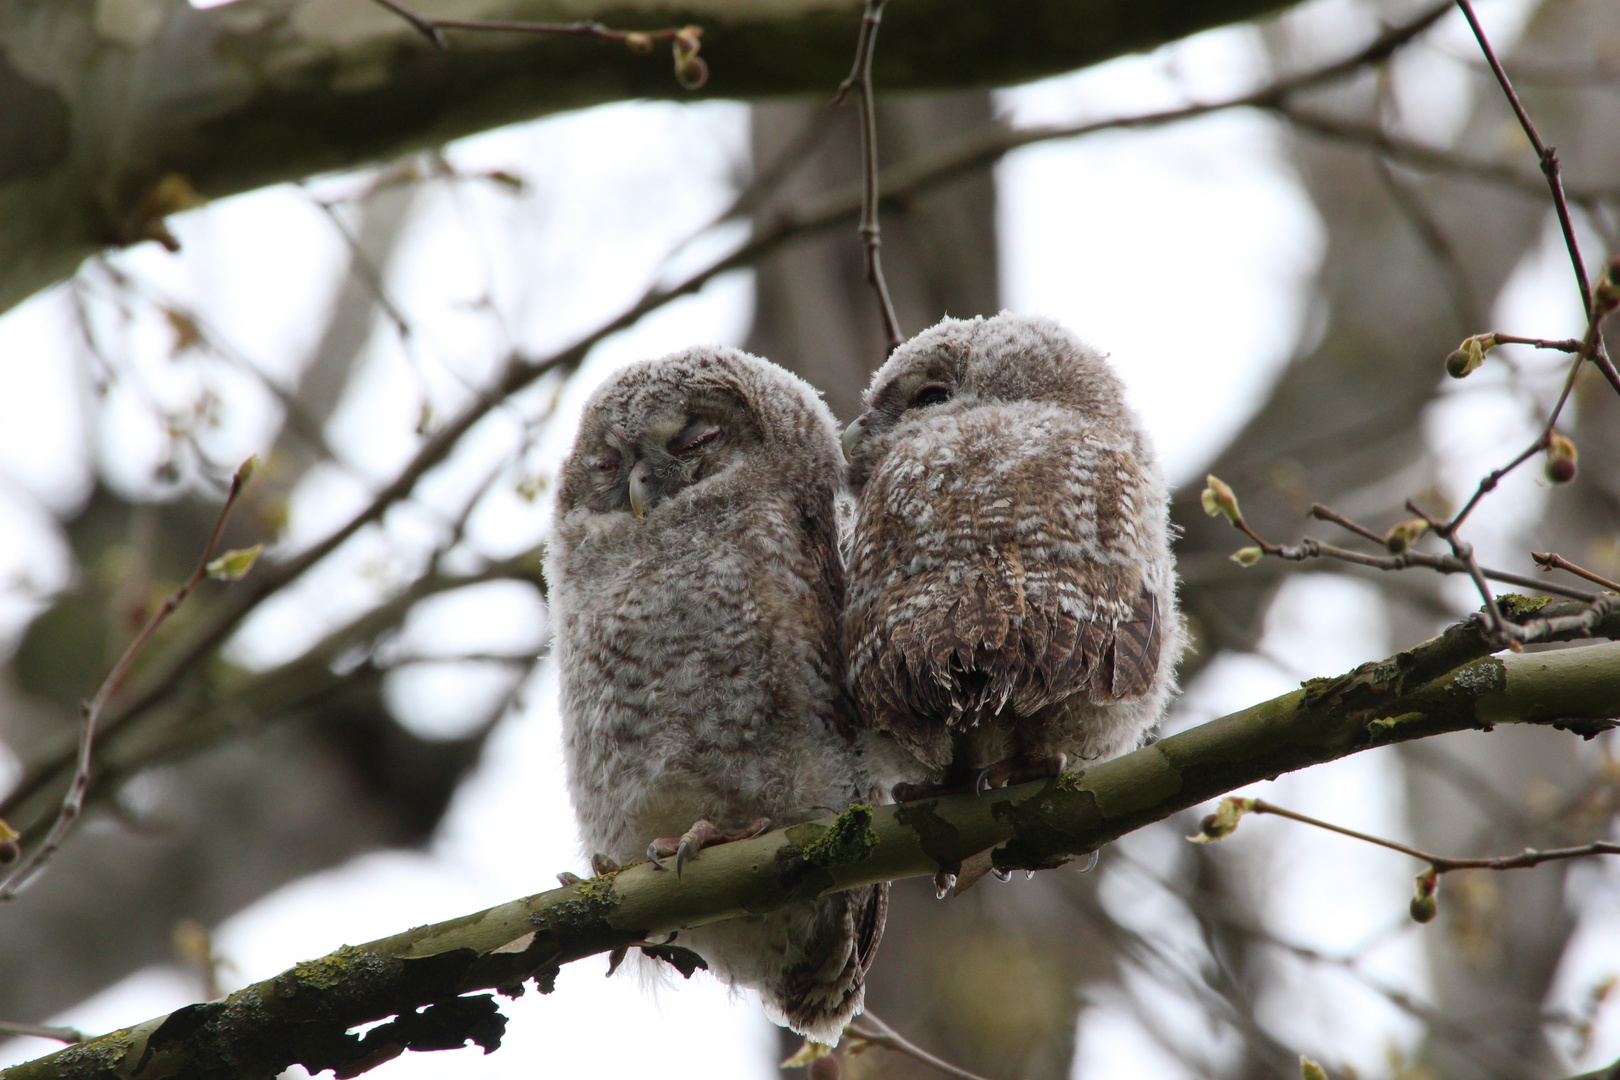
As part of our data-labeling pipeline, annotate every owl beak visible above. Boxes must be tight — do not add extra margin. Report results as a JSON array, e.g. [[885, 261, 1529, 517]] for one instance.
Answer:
[[628, 460, 653, 519], [841, 416, 868, 462]]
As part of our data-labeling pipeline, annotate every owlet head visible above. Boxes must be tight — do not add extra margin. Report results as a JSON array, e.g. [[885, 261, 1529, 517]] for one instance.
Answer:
[[842, 312, 1127, 491], [557, 346, 841, 520]]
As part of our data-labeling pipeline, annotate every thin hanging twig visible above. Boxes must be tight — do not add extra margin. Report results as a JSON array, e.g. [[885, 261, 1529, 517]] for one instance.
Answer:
[[365, 0, 707, 88], [850, 1011, 1013, 1080], [1199, 796, 1620, 875], [1532, 551, 1620, 592], [0, 458, 259, 901], [833, 0, 904, 353], [1454, 0, 1588, 312]]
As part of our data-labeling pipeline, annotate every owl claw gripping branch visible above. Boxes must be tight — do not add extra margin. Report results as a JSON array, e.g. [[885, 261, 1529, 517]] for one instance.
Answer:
[[843, 314, 1186, 876]]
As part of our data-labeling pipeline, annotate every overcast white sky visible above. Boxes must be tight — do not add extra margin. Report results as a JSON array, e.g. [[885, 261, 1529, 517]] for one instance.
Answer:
[[2, 0, 1617, 1077]]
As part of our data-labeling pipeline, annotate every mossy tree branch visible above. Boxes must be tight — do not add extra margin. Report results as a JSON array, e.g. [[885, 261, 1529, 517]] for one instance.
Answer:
[[7, 617, 1618, 1080]]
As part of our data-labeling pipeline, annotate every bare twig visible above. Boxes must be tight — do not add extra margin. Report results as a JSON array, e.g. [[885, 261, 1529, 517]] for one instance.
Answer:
[[1533, 552, 1620, 593], [0, 1021, 84, 1044], [1207, 484, 1600, 604], [364, 0, 707, 88], [1404, 498, 1513, 642], [310, 198, 414, 339], [833, 0, 903, 353], [1492, 334, 1587, 352], [1240, 798, 1620, 874], [0, 458, 257, 901], [1514, 594, 1620, 646], [850, 1012, 1009, 1080], [1454, 0, 1589, 314], [1454, 1, 1620, 400]]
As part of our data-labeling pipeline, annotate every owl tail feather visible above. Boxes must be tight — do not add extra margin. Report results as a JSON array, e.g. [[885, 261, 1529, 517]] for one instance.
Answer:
[[764, 881, 888, 1046]]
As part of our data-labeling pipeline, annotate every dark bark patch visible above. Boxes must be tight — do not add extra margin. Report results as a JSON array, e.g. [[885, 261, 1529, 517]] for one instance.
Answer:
[[0, 53, 69, 183]]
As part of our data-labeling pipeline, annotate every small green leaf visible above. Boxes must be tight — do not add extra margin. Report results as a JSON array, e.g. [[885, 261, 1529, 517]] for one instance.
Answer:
[[1230, 546, 1263, 567], [207, 544, 264, 582], [1383, 518, 1430, 554], [1201, 475, 1241, 523], [1188, 795, 1256, 843]]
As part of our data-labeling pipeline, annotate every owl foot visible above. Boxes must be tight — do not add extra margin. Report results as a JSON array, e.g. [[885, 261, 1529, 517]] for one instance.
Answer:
[[563, 854, 625, 887], [974, 752, 1069, 795], [647, 817, 772, 877]]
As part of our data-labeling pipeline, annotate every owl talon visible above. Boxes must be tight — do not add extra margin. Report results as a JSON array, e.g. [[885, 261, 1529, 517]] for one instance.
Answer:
[[934, 871, 957, 899], [674, 819, 719, 878], [650, 818, 772, 878], [991, 867, 1012, 883], [975, 763, 1012, 794], [606, 945, 630, 976], [674, 838, 696, 878], [557, 871, 584, 887], [590, 853, 622, 877]]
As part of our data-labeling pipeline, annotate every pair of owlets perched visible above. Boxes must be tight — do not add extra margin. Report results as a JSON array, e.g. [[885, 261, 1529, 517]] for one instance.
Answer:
[[546, 313, 1184, 1042]]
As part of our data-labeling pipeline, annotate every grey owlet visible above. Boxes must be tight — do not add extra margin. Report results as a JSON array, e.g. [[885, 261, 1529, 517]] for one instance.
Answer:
[[547, 345, 886, 1043], [842, 313, 1184, 824]]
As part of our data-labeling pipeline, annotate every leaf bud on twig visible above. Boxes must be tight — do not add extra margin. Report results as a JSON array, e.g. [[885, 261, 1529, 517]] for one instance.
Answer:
[[1230, 547, 1263, 567], [1596, 256, 1620, 316], [622, 31, 653, 54], [207, 544, 264, 582], [0, 819, 19, 865], [1201, 475, 1241, 523], [672, 26, 707, 89], [1188, 795, 1256, 843], [1410, 867, 1439, 923], [1445, 333, 1495, 379], [1383, 517, 1430, 554], [1300, 1057, 1329, 1080], [1544, 433, 1578, 485]]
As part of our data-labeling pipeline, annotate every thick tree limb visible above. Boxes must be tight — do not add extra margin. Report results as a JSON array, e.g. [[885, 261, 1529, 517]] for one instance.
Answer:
[[7, 634, 1618, 1080], [0, 0, 1302, 316]]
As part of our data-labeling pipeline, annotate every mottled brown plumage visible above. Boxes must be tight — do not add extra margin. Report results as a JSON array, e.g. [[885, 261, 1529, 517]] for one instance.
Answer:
[[843, 314, 1183, 798], [548, 346, 885, 1042]]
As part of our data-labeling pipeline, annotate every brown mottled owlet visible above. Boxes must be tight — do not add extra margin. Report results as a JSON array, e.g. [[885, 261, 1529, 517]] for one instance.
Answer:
[[842, 314, 1184, 887]]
